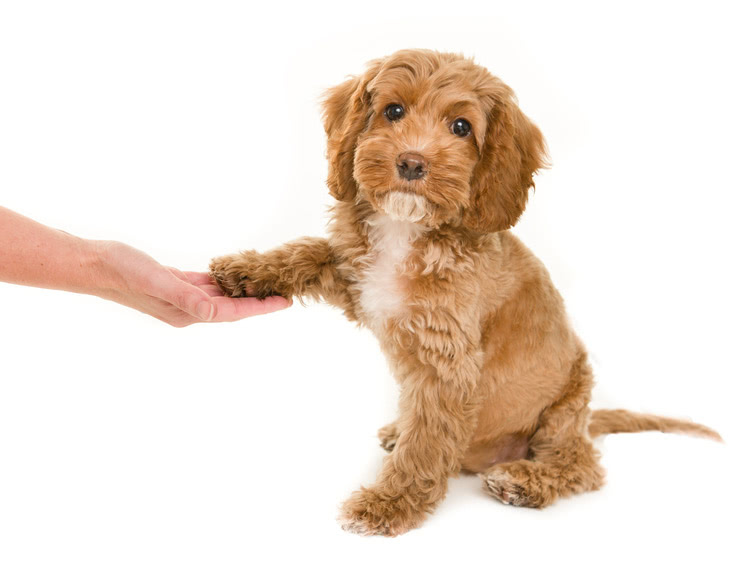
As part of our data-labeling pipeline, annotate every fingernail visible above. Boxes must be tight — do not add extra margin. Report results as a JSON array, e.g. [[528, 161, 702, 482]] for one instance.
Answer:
[[196, 302, 214, 321]]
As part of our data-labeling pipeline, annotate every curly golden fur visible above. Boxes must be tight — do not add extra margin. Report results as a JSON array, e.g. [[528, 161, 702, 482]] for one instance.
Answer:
[[210, 50, 721, 536]]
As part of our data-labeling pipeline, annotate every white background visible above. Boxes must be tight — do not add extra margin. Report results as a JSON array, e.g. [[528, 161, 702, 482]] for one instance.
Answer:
[[1, 1, 732, 563]]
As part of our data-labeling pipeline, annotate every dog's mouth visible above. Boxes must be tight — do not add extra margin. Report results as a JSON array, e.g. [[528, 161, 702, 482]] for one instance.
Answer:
[[376, 191, 431, 222]]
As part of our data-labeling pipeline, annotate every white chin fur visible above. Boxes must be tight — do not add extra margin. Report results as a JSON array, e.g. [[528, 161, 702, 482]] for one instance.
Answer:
[[379, 191, 429, 222]]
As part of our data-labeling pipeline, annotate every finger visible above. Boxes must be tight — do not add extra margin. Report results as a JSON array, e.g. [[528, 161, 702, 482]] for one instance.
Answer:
[[168, 270, 221, 297], [198, 283, 225, 297], [209, 295, 291, 322], [182, 271, 217, 285], [149, 272, 216, 321]]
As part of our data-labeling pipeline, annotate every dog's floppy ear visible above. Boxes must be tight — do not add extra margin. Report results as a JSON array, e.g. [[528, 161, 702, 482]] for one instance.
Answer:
[[321, 61, 381, 201], [464, 95, 548, 233]]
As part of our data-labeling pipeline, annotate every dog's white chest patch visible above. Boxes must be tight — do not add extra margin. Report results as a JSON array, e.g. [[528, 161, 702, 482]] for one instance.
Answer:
[[357, 213, 425, 327]]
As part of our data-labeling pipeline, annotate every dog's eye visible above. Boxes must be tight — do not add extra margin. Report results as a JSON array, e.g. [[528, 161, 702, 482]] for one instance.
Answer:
[[451, 118, 472, 137], [384, 104, 405, 122]]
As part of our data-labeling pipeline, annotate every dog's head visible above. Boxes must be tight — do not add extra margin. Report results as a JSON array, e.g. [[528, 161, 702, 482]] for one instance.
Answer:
[[322, 50, 547, 232]]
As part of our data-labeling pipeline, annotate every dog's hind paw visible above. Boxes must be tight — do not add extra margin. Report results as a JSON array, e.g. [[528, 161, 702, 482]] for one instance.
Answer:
[[481, 469, 528, 506]]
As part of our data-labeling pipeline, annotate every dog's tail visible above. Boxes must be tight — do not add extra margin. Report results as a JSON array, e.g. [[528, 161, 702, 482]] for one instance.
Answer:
[[589, 409, 722, 442]]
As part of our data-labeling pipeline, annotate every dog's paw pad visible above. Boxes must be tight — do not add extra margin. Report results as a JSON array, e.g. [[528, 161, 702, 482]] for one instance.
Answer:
[[481, 470, 527, 507]]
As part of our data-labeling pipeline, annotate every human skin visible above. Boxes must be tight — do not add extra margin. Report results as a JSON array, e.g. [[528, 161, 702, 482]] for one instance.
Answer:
[[0, 206, 290, 327]]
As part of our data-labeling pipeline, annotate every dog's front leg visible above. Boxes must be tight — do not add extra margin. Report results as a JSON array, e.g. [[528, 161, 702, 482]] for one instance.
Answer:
[[340, 327, 483, 536], [209, 237, 351, 307]]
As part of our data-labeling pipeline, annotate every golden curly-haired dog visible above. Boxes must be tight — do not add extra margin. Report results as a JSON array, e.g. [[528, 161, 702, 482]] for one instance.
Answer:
[[210, 49, 720, 536]]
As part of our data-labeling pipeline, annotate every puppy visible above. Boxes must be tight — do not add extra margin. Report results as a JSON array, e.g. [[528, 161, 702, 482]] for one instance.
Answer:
[[210, 50, 720, 536]]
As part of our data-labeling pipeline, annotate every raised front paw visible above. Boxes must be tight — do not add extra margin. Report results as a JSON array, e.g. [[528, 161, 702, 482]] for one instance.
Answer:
[[338, 487, 426, 537], [209, 251, 283, 299]]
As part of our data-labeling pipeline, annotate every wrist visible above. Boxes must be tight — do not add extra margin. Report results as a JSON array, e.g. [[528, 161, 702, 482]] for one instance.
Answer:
[[80, 238, 120, 296]]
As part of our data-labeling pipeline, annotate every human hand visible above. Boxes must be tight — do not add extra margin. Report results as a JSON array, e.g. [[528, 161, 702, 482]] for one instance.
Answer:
[[93, 241, 291, 327]]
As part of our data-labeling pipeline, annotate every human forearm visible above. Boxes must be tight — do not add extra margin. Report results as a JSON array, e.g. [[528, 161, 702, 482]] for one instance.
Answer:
[[0, 206, 106, 294]]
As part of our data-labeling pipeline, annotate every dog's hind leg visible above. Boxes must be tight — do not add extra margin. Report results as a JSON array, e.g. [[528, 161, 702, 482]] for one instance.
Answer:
[[481, 433, 604, 508], [480, 353, 605, 508]]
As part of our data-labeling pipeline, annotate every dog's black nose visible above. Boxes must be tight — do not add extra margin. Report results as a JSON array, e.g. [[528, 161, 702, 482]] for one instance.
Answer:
[[396, 153, 427, 181]]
